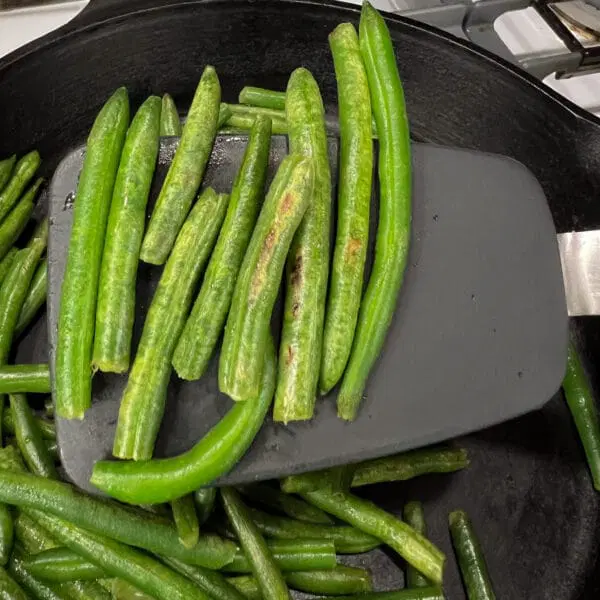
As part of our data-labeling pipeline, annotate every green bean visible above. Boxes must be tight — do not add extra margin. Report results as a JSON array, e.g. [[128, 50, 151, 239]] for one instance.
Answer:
[[111, 579, 155, 600], [14, 512, 58, 554], [280, 465, 355, 495], [6, 437, 58, 465], [238, 483, 334, 525], [224, 110, 287, 136], [8, 548, 67, 600], [0, 178, 42, 262], [221, 488, 290, 600], [141, 66, 220, 265], [0, 156, 16, 195], [219, 154, 313, 402], [194, 488, 217, 525], [0, 151, 41, 225], [338, 1, 412, 420], [57, 580, 111, 600], [0, 504, 11, 568], [404, 502, 429, 588], [55, 87, 129, 420], [563, 341, 600, 491], [0, 249, 17, 288], [228, 565, 372, 597], [449, 510, 495, 600], [0, 565, 28, 600], [227, 576, 261, 600], [163, 557, 246, 600], [321, 23, 372, 394], [24, 548, 105, 582], [239, 507, 379, 554], [274, 67, 331, 423], [113, 188, 228, 460], [0, 471, 237, 568], [29, 510, 212, 600], [222, 539, 336, 574], [218, 104, 233, 129], [0, 365, 50, 394], [2, 412, 55, 441], [351, 447, 469, 487], [160, 94, 182, 137], [15, 258, 47, 336], [315, 591, 444, 600], [9, 394, 57, 479], [239, 88, 286, 111], [301, 488, 444, 584], [174, 115, 272, 380], [171, 494, 199, 549], [91, 339, 277, 504], [93, 95, 161, 374], [228, 105, 286, 124]]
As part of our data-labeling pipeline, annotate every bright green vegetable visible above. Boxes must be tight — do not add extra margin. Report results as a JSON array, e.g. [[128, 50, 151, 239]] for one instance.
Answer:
[[0, 151, 41, 225], [171, 494, 199, 549], [449, 510, 496, 600], [338, 1, 412, 420], [29, 510, 212, 600], [113, 188, 228, 460], [55, 87, 129, 420], [239, 88, 286, 111], [91, 339, 277, 504], [563, 341, 600, 491], [321, 23, 372, 394], [193, 488, 217, 525], [0, 470, 236, 568], [93, 95, 161, 374], [0, 365, 50, 394], [224, 110, 287, 136], [238, 483, 334, 525], [351, 447, 469, 487], [0, 178, 42, 262], [141, 66, 220, 265], [238, 507, 379, 554], [0, 565, 28, 600], [301, 488, 444, 584], [221, 488, 290, 600], [9, 394, 58, 479], [23, 547, 105, 582], [0, 156, 16, 194], [218, 104, 233, 129], [219, 154, 313, 402], [160, 94, 182, 137], [15, 258, 47, 336], [2, 412, 54, 441], [404, 502, 429, 588], [274, 67, 331, 423], [0, 249, 17, 288], [174, 115, 272, 380], [222, 539, 337, 574]]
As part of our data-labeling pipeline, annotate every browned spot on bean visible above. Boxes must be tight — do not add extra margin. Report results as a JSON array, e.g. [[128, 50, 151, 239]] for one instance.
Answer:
[[281, 192, 295, 214], [264, 229, 276, 251], [292, 302, 300, 317], [286, 345, 294, 365], [346, 237, 362, 259], [290, 254, 303, 287]]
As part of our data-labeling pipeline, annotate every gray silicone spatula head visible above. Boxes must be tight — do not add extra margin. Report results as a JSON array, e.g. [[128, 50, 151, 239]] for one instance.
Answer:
[[47, 135, 568, 494]]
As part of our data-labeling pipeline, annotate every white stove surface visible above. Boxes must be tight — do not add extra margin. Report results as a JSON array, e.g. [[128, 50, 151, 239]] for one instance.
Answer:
[[0, 0, 599, 116]]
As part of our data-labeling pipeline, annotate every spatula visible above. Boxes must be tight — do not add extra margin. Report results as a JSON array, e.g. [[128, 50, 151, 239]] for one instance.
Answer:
[[47, 135, 569, 493]]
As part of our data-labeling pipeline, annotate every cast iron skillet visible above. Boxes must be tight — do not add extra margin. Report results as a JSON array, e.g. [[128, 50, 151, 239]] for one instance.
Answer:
[[1, 0, 599, 597]]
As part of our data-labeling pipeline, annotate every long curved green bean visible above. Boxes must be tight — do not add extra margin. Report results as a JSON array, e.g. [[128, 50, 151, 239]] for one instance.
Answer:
[[92, 338, 277, 505], [9, 394, 58, 479], [0, 151, 40, 225], [221, 539, 337, 573], [160, 94, 182, 137], [239, 507, 379, 554], [15, 258, 47, 336], [24, 547, 105, 582], [93, 95, 161, 373], [274, 67, 331, 423], [171, 494, 199, 549], [321, 23, 372, 394], [141, 66, 220, 265], [0, 365, 50, 394], [221, 488, 290, 600], [174, 115, 272, 380], [0, 249, 17, 288], [219, 155, 313, 402], [404, 502, 429, 588], [238, 483, 334, 525], [113, 188, 228, 460], [338, 1, 412, 420], [239, 88, 286, 111], [55, 87, 129, 420], [351, 447, 469, 487], [301, 488, 444, 584], [29, 510, 211, 600], [449, 510, 496, 600], [0, 156, 16, 195], [0, 565, 27, 600], [194, 488, 217, 525], [0, 470, 236, 568], [563, 341, 600, 491]]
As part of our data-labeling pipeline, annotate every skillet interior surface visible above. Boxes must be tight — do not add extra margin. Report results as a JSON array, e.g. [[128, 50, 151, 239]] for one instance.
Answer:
[[2, 0, 600, 596]]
